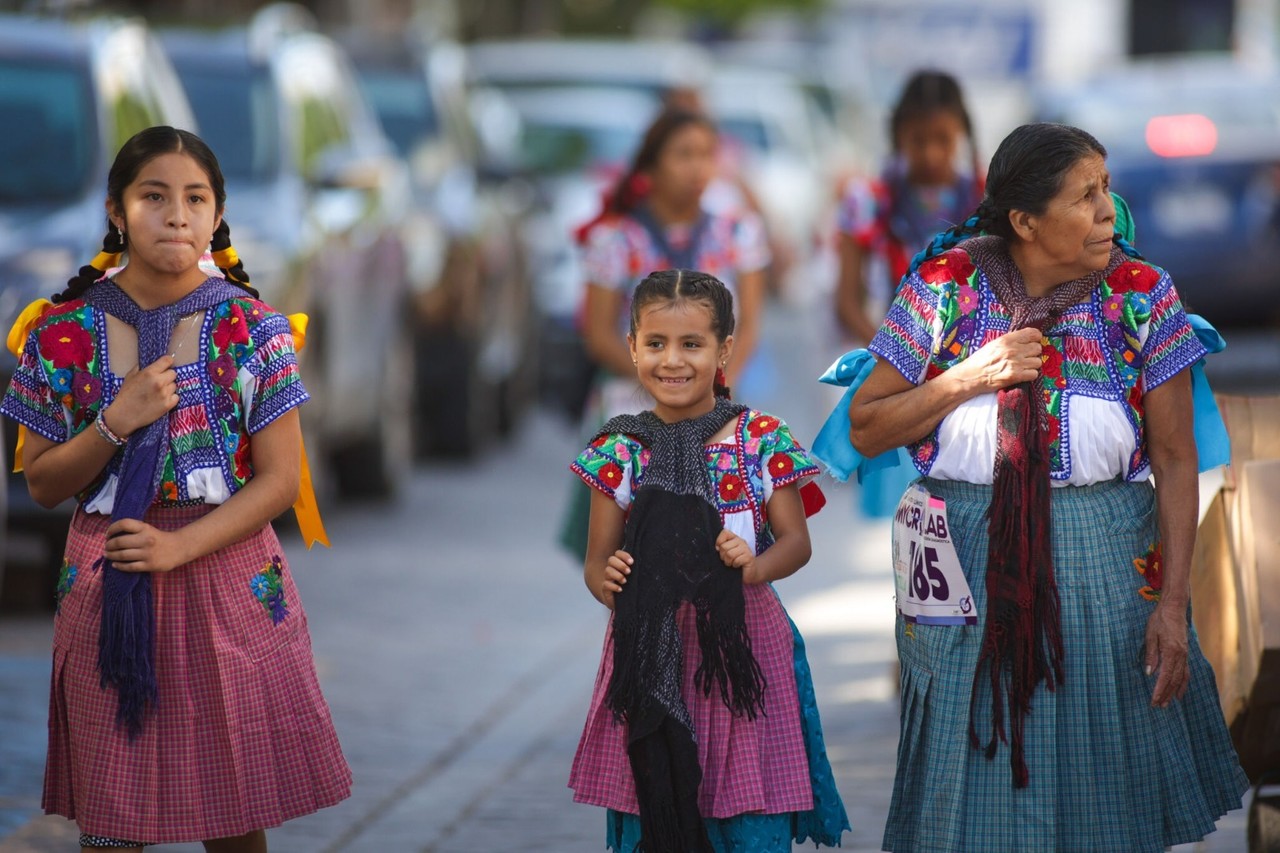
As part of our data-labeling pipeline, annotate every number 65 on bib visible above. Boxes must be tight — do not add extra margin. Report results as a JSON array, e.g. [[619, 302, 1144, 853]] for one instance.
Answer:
[[891, 484, 977, 626]]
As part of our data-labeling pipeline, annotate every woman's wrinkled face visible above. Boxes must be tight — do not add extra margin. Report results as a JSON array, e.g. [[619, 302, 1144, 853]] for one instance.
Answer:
[[1022, 153, 1116, 276], [647, 123, 717, 211], [897, 110, 967, 186]]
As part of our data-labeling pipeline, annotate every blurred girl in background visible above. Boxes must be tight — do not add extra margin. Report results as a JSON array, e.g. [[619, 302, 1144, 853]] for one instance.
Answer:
[[835, 69, 983, 346], [830, 70, 983, 518]]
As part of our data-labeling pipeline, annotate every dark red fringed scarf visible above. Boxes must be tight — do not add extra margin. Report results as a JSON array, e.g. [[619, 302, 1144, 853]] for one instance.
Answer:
[[960, 237, 1125, 788]]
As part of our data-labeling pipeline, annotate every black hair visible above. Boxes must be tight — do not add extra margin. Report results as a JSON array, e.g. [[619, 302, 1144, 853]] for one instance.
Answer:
[[629, 269, 735, 399], [890, 70, 979, 176], [55, 125, 257, 304], [576, 108, 717, 244], [904, 123, 1110, 277]]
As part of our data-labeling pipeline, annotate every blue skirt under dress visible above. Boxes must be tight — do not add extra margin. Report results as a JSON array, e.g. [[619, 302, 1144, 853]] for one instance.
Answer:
[[607, 617, 850, 852], [883, 477, 1248, 852]]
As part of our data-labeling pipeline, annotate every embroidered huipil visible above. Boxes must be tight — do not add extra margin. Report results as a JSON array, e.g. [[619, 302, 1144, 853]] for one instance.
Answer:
[[569, 410, 821, 817], [581, 209, 770, 340], [868, 249, 1207, 485], [0, 288, 307, 510]]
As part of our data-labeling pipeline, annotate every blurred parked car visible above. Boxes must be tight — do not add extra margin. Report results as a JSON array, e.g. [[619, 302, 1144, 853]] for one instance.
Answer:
[[162, 4, 416, 497], [344, 35, 536, 456], [1037, 58, 1280, 329], [705, 65, 843, 295], [0, 12, 197, 571], [499, 85, 658, 418], [466, 38, 711, 100]]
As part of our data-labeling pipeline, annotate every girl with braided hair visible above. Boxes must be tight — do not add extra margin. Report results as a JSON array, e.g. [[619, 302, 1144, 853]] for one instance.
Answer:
[[560, 108, 771, 561], [826, 122, 1246, 850], [569, 270, 848, 852], [834, 69, 983, 348], [1, 126, 349, 851]]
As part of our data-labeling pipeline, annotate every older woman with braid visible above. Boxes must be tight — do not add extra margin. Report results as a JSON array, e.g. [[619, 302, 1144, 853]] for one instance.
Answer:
[[845, 123, 1246, 851]]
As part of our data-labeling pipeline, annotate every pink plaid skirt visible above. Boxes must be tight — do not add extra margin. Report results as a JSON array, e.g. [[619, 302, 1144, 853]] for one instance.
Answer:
[[44, 505, 351, 843], [569, 584, 813, 818]]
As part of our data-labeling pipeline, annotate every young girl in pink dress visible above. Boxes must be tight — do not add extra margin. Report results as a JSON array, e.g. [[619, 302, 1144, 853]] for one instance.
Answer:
[[1, 126, 349, 851], [568, 269, 847, 852]]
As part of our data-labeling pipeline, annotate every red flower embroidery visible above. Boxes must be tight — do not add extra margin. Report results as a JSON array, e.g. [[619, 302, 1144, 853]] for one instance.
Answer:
[[1040, 338, 1066, 388], [718, 472, 744, 502], [599, 462, 623, 490], [1135, 542, 1164, 601], [1046, 413, 1061, 447], [768, 452, 795, 478], [208, 353, 237, 388], [213, 307, 251, 351], [1108, 261, 1160, 295], [39, 320, 93, 369], [231, 434, 253, 482], [918, 250, 975, 285], [591, 434, 609, 448], [161, 481, 180, 501], [747, 415, 779, 438]]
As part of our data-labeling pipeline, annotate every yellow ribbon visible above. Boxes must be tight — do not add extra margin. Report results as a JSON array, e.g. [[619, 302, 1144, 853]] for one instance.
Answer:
[[90, 250, 123, 272], [8, 298, 54, 473], [211, 245, 249, 284], [286, 312, 328, 548]]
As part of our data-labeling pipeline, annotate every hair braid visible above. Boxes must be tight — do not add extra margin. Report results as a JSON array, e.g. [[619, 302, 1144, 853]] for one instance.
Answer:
[[209, 219, 258, 297], [54, 224, 127, 304]]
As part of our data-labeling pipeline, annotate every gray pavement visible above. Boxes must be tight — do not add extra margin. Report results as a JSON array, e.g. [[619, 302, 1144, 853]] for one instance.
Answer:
[[0, 297, 1251, 851]]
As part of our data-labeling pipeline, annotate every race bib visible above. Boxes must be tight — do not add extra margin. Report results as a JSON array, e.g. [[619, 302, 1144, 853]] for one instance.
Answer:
[[891, 483, 977, 625]]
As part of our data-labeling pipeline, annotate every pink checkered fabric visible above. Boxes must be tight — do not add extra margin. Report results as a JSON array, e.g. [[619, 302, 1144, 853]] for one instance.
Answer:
[[569, 583, 813, 818], [43, 506, 351, 843]]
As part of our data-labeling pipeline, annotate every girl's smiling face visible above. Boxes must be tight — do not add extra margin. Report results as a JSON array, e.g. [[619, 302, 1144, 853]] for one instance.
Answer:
[[629, 298, 733, 423], [109, 151, 222, 288]]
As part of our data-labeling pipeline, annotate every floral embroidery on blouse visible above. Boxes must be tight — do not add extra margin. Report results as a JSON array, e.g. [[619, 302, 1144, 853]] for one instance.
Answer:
[[250, 555, 289, 624], [571, 410, 818, 553], [868, 250, 1206, 481], [0, 288, 308, 510], [54, 559, 77, 612], [1134, 541, 1164, 601]]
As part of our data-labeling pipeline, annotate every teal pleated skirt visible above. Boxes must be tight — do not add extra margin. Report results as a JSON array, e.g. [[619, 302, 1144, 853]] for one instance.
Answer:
[[883, 477, 1248, 852], [607, 617, 850, 852]]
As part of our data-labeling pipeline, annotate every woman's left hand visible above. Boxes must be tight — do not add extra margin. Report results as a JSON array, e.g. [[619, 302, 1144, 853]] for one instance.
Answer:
[[104, 519, 188, 573], [1144, 601, 1191, 707], [716, 529, 757, 583]]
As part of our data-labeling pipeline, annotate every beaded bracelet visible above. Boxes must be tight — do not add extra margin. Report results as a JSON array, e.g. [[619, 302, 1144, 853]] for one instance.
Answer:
[[94, 413, 127, 447]]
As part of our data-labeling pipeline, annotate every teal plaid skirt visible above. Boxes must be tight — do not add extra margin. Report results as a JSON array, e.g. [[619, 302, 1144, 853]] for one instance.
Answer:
[[883, 477, 1248, 852]]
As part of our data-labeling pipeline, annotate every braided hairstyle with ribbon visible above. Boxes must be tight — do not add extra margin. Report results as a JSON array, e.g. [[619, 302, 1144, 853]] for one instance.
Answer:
[[630, 269, 736, 399], [54, 125, 257, 304], [901, 123, 1119, 285]]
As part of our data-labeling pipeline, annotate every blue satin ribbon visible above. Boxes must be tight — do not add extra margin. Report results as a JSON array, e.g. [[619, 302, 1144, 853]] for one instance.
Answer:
[[811, 349, 902, 483], [1188, 314, 1230, 472]]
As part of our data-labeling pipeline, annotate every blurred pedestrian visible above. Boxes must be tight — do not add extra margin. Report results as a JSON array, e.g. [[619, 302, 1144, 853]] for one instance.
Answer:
[[834, 69, 983, 347], [840, 122, 1246, 850], [1, 126, 350, 852], [831, 70, 983, 519], [568, 270, 848, 852], [559, 108, 770, 560]]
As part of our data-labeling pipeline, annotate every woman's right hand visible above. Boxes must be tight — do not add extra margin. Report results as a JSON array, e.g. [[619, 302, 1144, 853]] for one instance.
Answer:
[[953, 326, 1045, 392], [600, 549, 633, 610], [103, 355, 179, 437]]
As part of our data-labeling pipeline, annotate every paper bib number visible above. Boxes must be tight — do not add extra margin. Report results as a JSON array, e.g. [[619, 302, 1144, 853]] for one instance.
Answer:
[[891, 484, 977, 625]]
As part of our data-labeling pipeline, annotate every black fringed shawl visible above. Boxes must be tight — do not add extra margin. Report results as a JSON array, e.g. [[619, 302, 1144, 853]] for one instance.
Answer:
[[599, 397, 766, 851], [960, 237, 1125, 787]]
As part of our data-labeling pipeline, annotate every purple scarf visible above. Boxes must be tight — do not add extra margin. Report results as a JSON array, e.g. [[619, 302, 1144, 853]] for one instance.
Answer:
[[960, 237, 1125, 787], [85, 277, 244, 737]]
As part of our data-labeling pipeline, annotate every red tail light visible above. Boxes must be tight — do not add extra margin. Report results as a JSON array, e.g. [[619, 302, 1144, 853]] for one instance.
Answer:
[[1145, 114, 1218, 158]]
